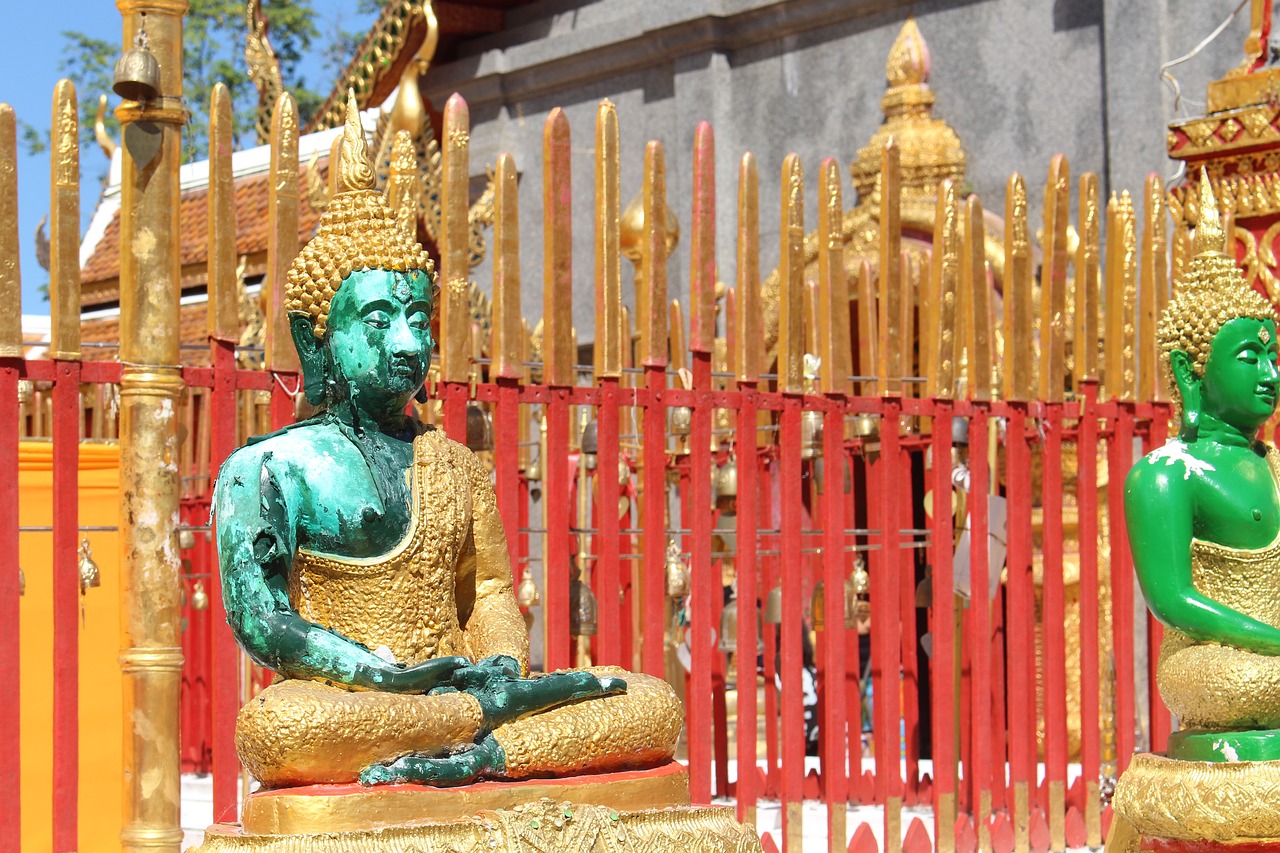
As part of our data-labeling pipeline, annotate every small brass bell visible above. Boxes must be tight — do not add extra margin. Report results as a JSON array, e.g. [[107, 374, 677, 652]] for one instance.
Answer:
[[851, 557, 870, 595], [715, 457, 738, 499], [580, 420, 598, 469], [191, 580, 209, 611], [844, 576, 858, 629], [78, 538, 101, 594], [810, 581, 825, 631], [664, 539, 689, 598], [525, 454, 542, 482], [113, 29, 161, 102], [800, 409, 824, 460], [465, 404, 494, 452], [852, 413, 879, 438], [516, 566, 540, 608], [178, 529, 195, 550], [569, 577, 598, 637], [669, 406, 692, 437]]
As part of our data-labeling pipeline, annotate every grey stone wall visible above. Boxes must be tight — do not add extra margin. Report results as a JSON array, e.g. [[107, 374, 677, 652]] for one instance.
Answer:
[[422, 0, 1254, 343]]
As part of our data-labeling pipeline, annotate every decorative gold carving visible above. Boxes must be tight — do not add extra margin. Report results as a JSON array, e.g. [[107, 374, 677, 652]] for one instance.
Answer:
[[93, 94, 117, 160], [308, 0, 425, 133], [1113, 752, 1280, 843], [195, 800, 761, 853], [0, 103, 21, 357], [241, 764, 693, 835], [245, 0, 285, 145]]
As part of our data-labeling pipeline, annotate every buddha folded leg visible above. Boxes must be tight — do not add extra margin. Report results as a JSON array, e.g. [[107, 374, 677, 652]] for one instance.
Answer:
[[236, 678, 484, 788], [491, 667, 683, 778], [1158, 632, 1280, 729]]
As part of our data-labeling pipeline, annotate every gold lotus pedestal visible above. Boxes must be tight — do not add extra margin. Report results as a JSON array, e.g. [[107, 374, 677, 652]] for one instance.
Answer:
[[194, 762, 762, 853]]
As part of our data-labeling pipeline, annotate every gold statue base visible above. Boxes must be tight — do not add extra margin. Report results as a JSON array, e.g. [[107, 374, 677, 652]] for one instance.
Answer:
[[1107, 752, 1280, 853], [192, 762, 763, 852]]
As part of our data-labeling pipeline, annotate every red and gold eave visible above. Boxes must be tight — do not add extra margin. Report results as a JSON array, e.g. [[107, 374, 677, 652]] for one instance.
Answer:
[[1167, 0, 1280, 306]]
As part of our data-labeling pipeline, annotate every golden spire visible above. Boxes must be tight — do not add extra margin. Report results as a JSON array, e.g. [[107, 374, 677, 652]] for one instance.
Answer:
[[338, 89, 376, 194], [1192, 169, 1226, 258]]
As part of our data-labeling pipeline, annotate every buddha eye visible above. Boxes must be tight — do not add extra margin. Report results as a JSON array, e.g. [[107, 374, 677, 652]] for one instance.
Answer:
[[408, 310, 430, 330], [363, 311, 390, 330]]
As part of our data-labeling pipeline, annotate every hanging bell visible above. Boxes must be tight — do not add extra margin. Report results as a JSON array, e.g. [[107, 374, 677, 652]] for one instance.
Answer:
[[580, 420, 598, 469], [801, 409, 824, 460], [17, 566, 25, 597], [763, 584, 783, 624], [852, 413, 879, 438], [516, 566, 541, 608], [191, 580, 209, 611], [569, 577, 598, 636], [664, 539, 690, 598], [844, 576, 858, 629], [851, 557, 870, 595], [178, 529, 196, 550], [810, 581, 825, 631], [78, 538, 101, 594], [525, 453, 542, 482], [465, 404, 494, 452], [669, 406, 692, 437], [717, 598, 738, 653], [715, 457, 738, 499], [113, 29, 161, 103]]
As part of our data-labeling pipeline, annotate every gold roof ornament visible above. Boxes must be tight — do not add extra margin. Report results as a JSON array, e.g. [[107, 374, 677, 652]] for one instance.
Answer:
[[761, 17, 997, 360], [1157, 172, 1275, 395], [849, 18, 965, 208]]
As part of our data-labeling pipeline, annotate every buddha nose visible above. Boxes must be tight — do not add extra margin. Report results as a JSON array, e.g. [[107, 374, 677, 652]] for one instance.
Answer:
[[389, 317, 421, 361]]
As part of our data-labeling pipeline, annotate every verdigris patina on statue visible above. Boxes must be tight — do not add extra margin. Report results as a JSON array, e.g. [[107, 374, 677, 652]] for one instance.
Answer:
[[213, 94, 682, 792], [1109, 176, 1280, 851]]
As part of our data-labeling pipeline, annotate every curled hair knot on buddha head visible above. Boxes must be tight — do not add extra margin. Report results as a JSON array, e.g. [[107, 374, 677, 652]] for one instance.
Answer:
[[1157, 172, 1275, 405], [285, 89, 436, 340]]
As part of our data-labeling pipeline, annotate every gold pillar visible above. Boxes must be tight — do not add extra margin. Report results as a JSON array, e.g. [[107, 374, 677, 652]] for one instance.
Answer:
[[115, 1, 187, 850]]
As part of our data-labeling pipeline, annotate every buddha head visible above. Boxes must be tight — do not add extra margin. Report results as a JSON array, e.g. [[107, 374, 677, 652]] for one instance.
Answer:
[[286, 92, 438, 421], [1159, 174, 1279, 440]]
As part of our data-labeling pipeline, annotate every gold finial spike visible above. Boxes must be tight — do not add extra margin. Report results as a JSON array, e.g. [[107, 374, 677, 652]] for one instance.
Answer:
[[932, 179, 959, 399], [900, 250, 917, 397], [818, 157, 851, 395], [94, 94, 117, 160], [669, 298, 688, 378], [1119, 191, 1139, 401], [640, 140, 669, 366], [542, 107, 574, 387], [1141, 173, 1168, 401], [878, 138, 902, 394], [736, 153, 761, 383], [803, 279, 819, 360], [440, 93, 471, 384], [1074, 173, 1101, 385], [724, 286, 738, 377], [265, 91, 299, 372], [778, 153, 805, 394], [856, 259, 878, 395], [1193, 168, 1226, 256], [327, 134, 343, 198], [49, 78, 80, 362], [492, 152, 522, 379], [964, 195, 992, 401], [1003, 172, 1034, 401], [886, 17, 929, 88], [337, 89, 375, 194], [595, 100, 622, 378], [689, 121, 716, 354], [1040, 154, 1070, 403], [208, 83, 239, 342], [0, 104, 20, 357]]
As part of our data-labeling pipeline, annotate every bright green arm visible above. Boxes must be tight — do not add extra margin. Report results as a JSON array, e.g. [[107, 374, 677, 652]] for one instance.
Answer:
[[1125, 455, 1280, 655], [214, 448, 466, 692]]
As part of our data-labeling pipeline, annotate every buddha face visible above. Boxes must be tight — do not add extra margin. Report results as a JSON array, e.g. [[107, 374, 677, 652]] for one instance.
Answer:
[[325, 268, 435, 420], [1198, 316, 1280, 434]]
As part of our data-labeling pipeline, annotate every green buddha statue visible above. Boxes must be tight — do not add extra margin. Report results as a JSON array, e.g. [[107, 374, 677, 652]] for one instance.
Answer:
[[1108, 177, 1280, 851], [213, 94, 681, 791], [1125, 177, 1280, 736]]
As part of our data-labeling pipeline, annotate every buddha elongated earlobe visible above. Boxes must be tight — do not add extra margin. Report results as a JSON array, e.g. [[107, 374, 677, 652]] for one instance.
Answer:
[[289, 314, 330, 406], [414, 383, 428, 403], [1170, 350, 1201, 441]]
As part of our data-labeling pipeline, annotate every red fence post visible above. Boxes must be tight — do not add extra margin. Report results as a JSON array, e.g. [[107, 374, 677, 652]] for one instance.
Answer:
[[51, 359, 81, 853], [930, 399, 957, 853], [0, 354, 20, 851]]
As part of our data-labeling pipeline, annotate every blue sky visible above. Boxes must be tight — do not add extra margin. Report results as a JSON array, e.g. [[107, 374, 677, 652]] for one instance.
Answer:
[[1, 2, 373, 317]]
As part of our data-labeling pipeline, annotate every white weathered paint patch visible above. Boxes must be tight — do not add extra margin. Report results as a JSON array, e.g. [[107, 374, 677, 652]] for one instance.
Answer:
[[1145, 439, 1216, 480], [373, 645, 397, 664]]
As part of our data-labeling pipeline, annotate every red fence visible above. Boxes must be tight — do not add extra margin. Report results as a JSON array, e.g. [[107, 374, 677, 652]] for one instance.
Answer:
[[0, 85, 1182, 853]]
